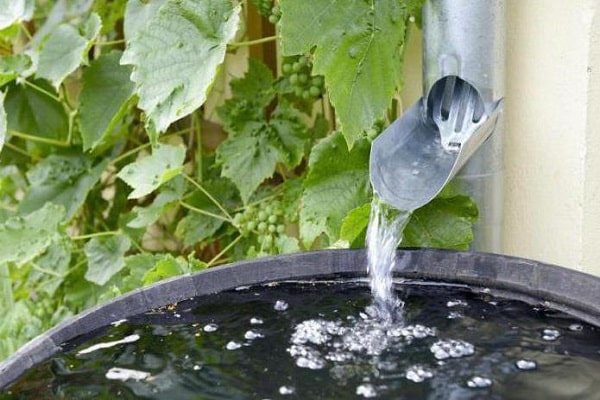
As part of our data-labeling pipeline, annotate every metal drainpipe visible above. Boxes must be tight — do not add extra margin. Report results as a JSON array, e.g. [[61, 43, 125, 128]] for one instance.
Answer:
[[422, 0, 506, 252]]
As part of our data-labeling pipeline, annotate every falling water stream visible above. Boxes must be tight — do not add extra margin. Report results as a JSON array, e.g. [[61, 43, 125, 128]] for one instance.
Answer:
[[365, 197, 410, 322]]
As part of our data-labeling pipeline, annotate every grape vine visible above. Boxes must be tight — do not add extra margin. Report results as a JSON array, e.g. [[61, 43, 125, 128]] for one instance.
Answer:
[[0, 0, 479, 362]]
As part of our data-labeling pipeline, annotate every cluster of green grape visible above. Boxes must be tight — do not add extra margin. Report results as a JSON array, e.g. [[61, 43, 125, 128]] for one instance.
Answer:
[[250, 0, 281, 24], [232, 200, 286, 251], [281, 55, 325, 100], [268, 5, 282, 24], [251, 0, 273, 17]]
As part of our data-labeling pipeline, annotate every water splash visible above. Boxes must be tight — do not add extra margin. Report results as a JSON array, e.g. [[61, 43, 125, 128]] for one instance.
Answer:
[[365, 197, 410, 322]]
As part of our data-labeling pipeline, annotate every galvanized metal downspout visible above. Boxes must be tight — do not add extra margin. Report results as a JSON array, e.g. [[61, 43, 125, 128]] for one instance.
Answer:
[[422, 0, 506, 252]]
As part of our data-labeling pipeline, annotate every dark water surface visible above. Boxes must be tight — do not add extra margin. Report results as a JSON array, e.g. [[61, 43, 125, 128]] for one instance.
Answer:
[[3, 280, 600, 399]]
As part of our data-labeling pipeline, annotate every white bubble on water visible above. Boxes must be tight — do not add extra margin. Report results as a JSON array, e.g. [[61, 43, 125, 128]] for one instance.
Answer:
[[279, 385, 295, 395], [430, 339, 474, 360], [446, 299, 468, 308], [244, 330, 264, 340], [405, 365, 434, 383], [448, 311, 463, 319], [515, 359, 537, 370], [225, 341, 242, 350], [569, 323, 583, 331], [290, 319, 335, 345], [387, 324, 435, 339], [274, 300, 289, 311], [203, 323, 218, 332], [288, 344, 326, 370], [296, 355, 326, 370], [467, 376, 492, 388], [542, 328, 561, 341], [356, 383, 378, 398]]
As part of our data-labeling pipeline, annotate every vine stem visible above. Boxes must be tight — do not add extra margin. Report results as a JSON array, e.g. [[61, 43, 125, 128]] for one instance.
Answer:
[[110, 142, 152, 165], [94, 39, 126, 46], [30, 263, 63, 278], [22, 80, 62, 103], [0, 203, 17, 212], [8, 129, 70, 147], [180, 201, 232, 222], [183, 174, 232, 220], [19, 22, 33, 41], [110, 129, 192, 166], [0, 263, 14, 308], [207, 235, 242, 267], [229, 35, 278, 48], [3, 142, 34, 159], [71, 230, 122, 241]]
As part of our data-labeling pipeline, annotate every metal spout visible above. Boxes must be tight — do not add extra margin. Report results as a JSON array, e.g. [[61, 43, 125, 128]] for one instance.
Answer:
[[370, 0, 505, 251]]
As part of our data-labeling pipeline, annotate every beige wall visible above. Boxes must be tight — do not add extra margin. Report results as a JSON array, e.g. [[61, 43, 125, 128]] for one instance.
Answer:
[[504, 0, 600, 275], [401, 1, 600, 275]]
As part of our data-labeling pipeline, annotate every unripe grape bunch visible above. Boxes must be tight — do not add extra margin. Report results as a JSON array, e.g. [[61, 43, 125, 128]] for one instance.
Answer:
[[251, 0, 273, 17], [281, 55, 325, 100], [251, 0, 281, 24], [232, 199, 286, 252]]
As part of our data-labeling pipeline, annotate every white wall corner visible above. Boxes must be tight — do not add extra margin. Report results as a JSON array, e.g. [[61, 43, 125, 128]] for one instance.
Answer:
[[582, 1, 600, 275], [504, 0, 597, 273]]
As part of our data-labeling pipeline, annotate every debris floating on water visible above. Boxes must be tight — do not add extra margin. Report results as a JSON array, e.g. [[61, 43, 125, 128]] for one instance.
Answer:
[[77, 334, 140, 355], [105, 367, 150, 382]]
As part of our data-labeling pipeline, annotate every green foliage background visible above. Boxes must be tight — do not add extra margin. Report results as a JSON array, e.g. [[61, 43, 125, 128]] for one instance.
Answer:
[[0, 0, 477, 360]]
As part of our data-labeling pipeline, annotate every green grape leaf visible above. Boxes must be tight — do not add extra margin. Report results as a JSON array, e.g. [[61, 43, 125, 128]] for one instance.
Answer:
[[0, 202, 65, 266], [403, 194, 479, 250], [4, 80, 69, 145], [36, 13, 102, 89], [176, 212, 223, 248], [128, 190, 181, 229], [142, 254, 206, 285], [229, 58, 274, 105], [29, 0, 94, 48], [339, 202, 371, 247], [80, 51, 135, 151], [123, 0, 167, 42], [28, 238, 71, 296], [84, 235, 132, 286], [121, 0, 241, 135], [121, 253, 166, 291], [0, 55, 32, 87], [218, 58, 275, 132], [300, 131, 371, 247], [217, 105, 308, 204], [117, 144, 186, 199], [93, 0, 127, 35], [0, 91, 5, 154], [19, 154, 108, 221], [280, 0, 414, 147], [175, 179, 235, 247], [275, 235, 300, 254], [0, 0, 34, 30]]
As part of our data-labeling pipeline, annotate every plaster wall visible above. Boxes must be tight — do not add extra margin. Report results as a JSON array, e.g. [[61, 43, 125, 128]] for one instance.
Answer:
[[504, 0, 599, 274]]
